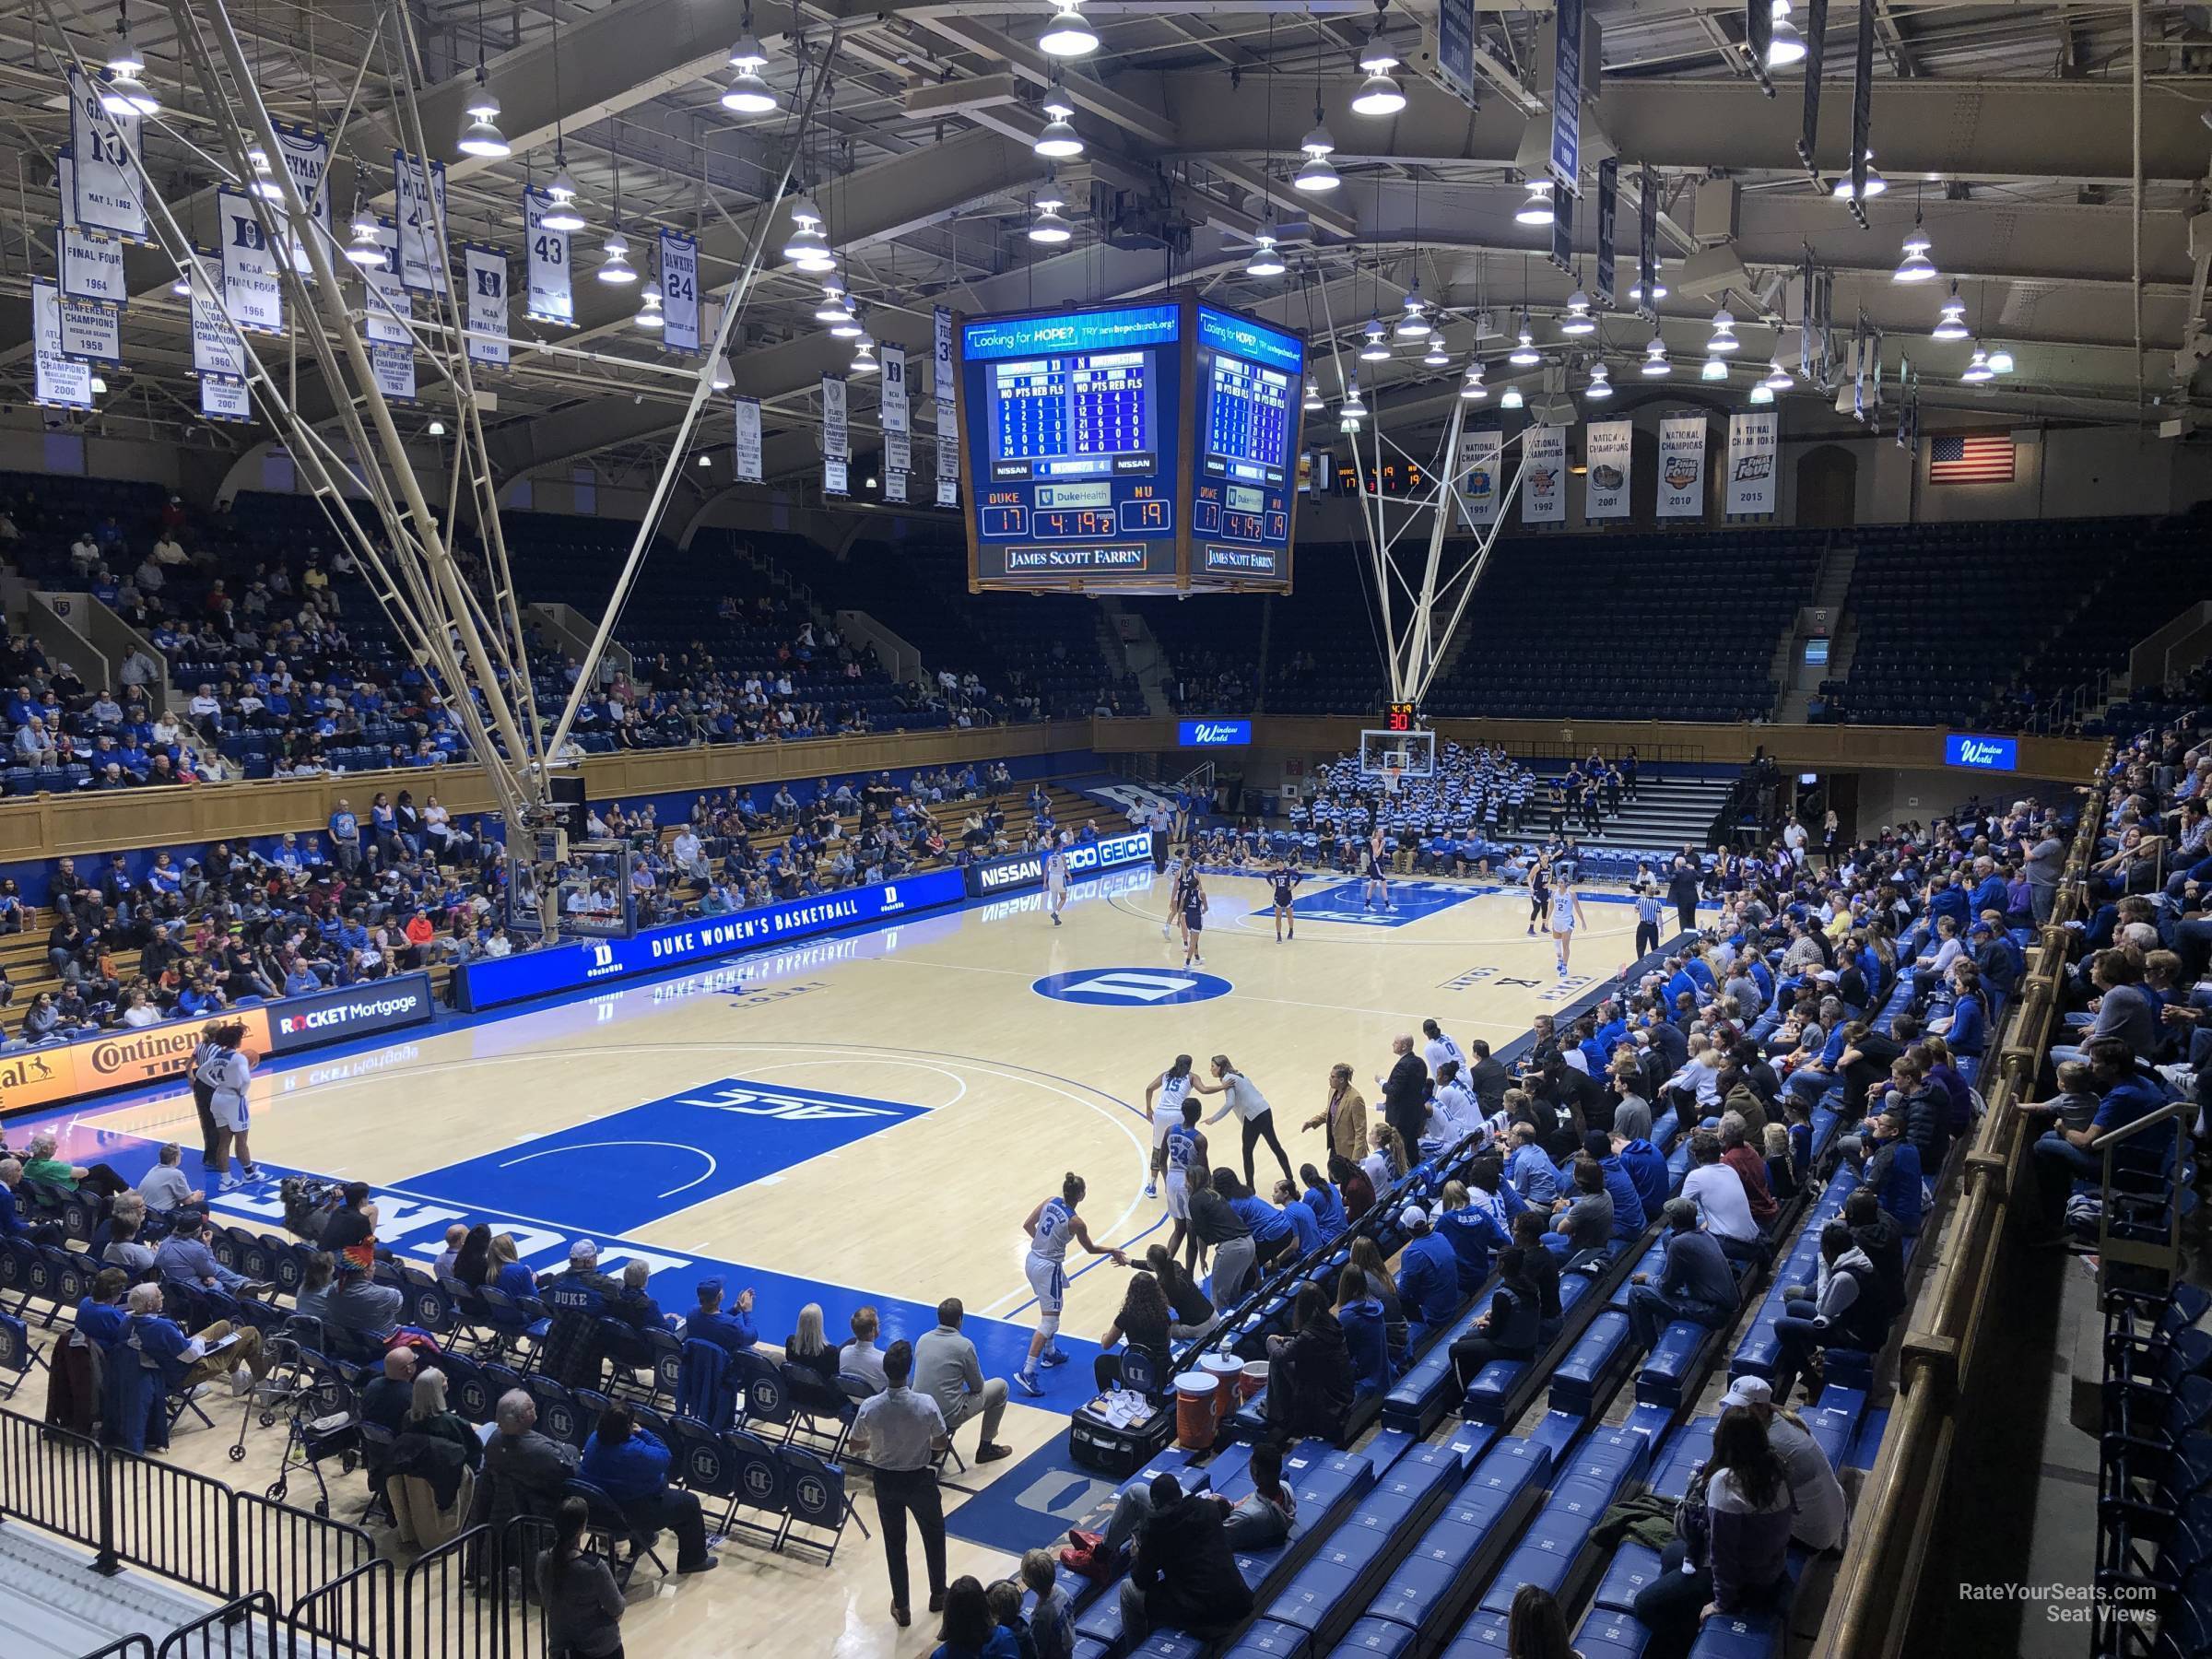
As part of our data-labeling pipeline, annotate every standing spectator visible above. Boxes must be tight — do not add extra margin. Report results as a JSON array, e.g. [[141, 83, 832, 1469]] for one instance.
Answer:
[[1301, 1062, 1368, 1167], [848, 1339, 950, 1629], [537, 1495, 626, 1659]]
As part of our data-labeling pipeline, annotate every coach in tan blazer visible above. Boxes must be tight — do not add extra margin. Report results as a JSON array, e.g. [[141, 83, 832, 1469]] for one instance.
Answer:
[[1303, 1064, 1369, 1165]]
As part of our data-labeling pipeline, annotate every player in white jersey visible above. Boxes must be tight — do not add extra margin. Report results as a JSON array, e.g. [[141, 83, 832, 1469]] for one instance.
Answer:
[[1420, 1018, 1467, 1080], [1014, 1172, 1125, 1396], [1159, 1102, 1208, 1270], [1143, 1053, 1196, 1197], [199, 1020, 264, 1189], [1160, 848, 1184, 944], [1362, 829, 1392, 912], [1548, 877, 1590, 976], [1046, 831, 1072, 926]]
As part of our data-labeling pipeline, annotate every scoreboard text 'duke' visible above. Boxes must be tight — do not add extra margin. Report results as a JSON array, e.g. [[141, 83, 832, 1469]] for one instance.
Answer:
[[957, 297, 1305, 594]]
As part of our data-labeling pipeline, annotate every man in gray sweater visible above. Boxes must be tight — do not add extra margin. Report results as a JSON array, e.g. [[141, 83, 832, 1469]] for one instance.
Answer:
[[1624, 1197, 1738, 1350]]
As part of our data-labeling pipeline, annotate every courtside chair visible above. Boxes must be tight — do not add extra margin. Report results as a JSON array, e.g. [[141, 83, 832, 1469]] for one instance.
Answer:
[[0, 1312, 44, 1402], [728, 1349, 793, 1438], [565, 1477, 668, 1588], [668, 1414, 778, 1547], [775, 1445, 865, 1561], [525, 1375, 587, 1449]]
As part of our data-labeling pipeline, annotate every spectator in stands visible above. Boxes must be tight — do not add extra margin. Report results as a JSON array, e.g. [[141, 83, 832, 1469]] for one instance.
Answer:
[[1446, 1246, 1543, 1392], [361, 1345, 418, 1434], [1263, 1280, 1353, 1442], [20, 1133, 130, 1200], [1682, 1132, 1764, 1266], [1631, 1405, 1796, 1659], [578, 1404, 716, 1575], [323, 1255, 404, 1345], [135, 1143, 201, 1213], [914, 1299, 1012, 1465], [1718, 1114, 1780, 1231], [152, 1210, 273, 1300], [1091, 1271, 1171, 1394], [538, 1239, 620, 1387], [1719, 1374, 1848, 1552], [473, 1390, 580, 1534], [1394, 1206, 1462, 1343], [1771, 1220, 1895, 1406], [537, 1496, 626, 1659], [1336, 1265, 1394, 1402], [1505, 1584, 1576, 1659], [1544, 1158, 1614, 1271], [1115, 1470, 1255, 1644], [1626, 1198, 1738, 1352], [124, 1279, 269, 1397], [2027, 1036, 2173, 1243]]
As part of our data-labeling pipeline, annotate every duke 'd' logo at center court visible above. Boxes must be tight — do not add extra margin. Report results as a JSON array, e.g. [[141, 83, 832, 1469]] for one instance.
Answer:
[[1031, 968, 1233, 1006]]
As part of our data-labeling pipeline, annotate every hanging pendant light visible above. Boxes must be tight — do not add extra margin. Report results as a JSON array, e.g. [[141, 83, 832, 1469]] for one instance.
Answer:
[[1701, 356, 1729, 382], [816, 279, 850, 324], [1987, 347, 2016, 375], [1559, 288, 1595, 336], [1766, 18, 1806, 67], [1460, 360, 1488, 399], [1031, 199, 1075, 246], [1893, 215, 1936, 283], [1245, 208, 1285, 276], [851, 322, 879, 375], [1833, 148, 1887, 200], [1749, 382, 1775, 405], [1499, 385, 1524, 409], [1394, 280, 1430, 339], [1763, 359, 1794, 391], [1629, 272, 1669, 303], [247, 147, 284, 202], [1295, 111, 1339, 194], [1508, 312, 1540, 366], [171, 269, 191, 297], [598, 229, 637, 284], [1351, 26, 1406, 118], [1707, 309, 1741, 352], [459, 3, 510, 163], [102, 6, 158, 116], [1933, 284, 1970, 342], [1359, 318, 1390, 362], [542, 163, 586, 232], [1340, 376, 1367, 418], [1641, 335, 1671, 377], [1584, 360, 1613, 400], [1034, 99, 1084, 159], [1303, 382, 1324, 411], [634, 285, 665, 330], [782, 194, 834, 269], [724, 13, 778, 113], [1040, 2, 1099, 58], [346, 198, 384, 266], [1422, 337, 1450, 368], [1515, 179, 1555, 226], [711, 355, 734, 391], [1961, 344, 1994, 382]]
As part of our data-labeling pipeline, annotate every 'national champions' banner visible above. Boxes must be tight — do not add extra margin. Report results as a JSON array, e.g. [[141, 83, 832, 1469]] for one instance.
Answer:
[[1656, 415, 1707, 518], [1725, 409, 1780, 516], [1520, 426, 1567, 524], [1454, 428, 1504, 529], [1583, 418, 1632, 519]]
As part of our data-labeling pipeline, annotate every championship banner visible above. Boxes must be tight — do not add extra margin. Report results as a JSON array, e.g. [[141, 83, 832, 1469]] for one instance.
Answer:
[[885, 468, 907, 504], [464, 245, 510, 365], [273, 122, 332, 276], [1583, 418, 1632, 519], [1453, 428, 1504, 528], [824, 460, 849, 497], [935, 431, 958, 508], [658, 230, 700, 352], [1725, 409, 1779, 515], [1656, 414, 1707, 518], [934, 306, 955, 404], [524, 187, 572, 325], [371, 340, 416, 403], [392, 150, 449, 294], [1594, 159, 1618, 309], [65, 68, 146, 242], [56, 161, 128, 307], [733, 396, 763, 482], [200, 375, 253, 422], [821, 374, 849, 461], [190, 262, 244, 379], [57, 289, 120, 363], [362, 222, 409, 347], [1797, 0, 1830, 177], [218, 188, 284, 335], [31, 280, 93, 411], [1520, 425, 1567, 524], [880, 344, 910, 435], [1550, 0, 1583, 195]]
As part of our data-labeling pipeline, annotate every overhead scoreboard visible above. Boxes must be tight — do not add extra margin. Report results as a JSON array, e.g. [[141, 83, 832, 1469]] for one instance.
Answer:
[[957, 298, 1306, 594]]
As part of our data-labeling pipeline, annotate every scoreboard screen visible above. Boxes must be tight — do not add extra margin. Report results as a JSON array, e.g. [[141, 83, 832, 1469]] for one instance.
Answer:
[[957, 298, 1303, 593]]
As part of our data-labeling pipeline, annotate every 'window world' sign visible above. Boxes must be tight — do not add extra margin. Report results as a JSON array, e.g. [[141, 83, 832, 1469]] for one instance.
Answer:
[[1179, 719, 1253, 747], [1943, 732, 2018, 771]]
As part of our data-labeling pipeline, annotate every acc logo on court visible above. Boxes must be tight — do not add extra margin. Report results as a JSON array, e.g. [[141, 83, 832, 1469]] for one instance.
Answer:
[[677, 1083, 903, 1122], [1031, 968, 1233, 1006]]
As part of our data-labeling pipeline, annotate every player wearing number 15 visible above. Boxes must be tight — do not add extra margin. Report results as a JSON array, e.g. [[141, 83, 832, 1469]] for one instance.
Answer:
[[1014, 1174, 1125, 1397]]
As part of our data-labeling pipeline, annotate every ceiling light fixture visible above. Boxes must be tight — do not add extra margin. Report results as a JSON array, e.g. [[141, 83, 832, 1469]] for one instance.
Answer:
[[1763, 359, 1794, 391], [724, 9, 777, 114], [1031, 186, 1075, 245], [247, 147, 284, 202], [102, 4, 158, 115], [1245, 210, 1285, 276], [1034, 98, 1084, 159], [1766, 18, 1806, 67], [542, 165, 586, 232], [1961, 344, 1994, 382], [1559, 287, 1595, 336], [816, 280, 853, 325], [1894, 214, 1936, 283], [1039, 1, 1099, 58], [782, 194, 834, 270], [1423, 339, 1450, 368], [711, 355, 734, 391], [1359, 315, 1391, 361], [1509, 312, 1541, 366], [346, 199, 384, 266], [1833, 147, 1888, 200], [1708, 308, 1741, 352], [1629, 273, 1669, 303], [1515, 179, 1555, 227], [1460, 360, 1488, 399], [635, 285, 665, 329], [1340, 376, 1367, 418], [428, 418, 446, 436], [1584, 360, 1613, 400], [458, 0, 510, 160], [1499, 384, 1524, 409], [1303, 381, 1324, 411], [597, 229, 637, 284], [852, 328, 879, 374], [1351, 18, 1406, 118], [1295, 109, 1339, 194], [1749, 382, 1775, 404], [1700, 355, 1729, 382], [1394, 280, 1430, 339], [1641, 335, 1671, 376], [1988, 347, 2015, 374], [1933, 284, 1970, 342]]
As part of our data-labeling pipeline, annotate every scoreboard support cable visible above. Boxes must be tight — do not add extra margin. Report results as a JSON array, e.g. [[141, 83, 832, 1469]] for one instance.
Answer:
[[955, 296, 1307, 594]]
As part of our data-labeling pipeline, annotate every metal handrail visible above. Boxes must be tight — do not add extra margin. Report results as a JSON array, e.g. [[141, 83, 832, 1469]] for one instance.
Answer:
[[2088, 1097, 2196, 1151]]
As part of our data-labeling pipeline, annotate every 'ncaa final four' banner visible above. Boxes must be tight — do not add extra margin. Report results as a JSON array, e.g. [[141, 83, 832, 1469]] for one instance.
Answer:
[[1725, 410, 1780, 516], [1656, 415, 1707, 518]]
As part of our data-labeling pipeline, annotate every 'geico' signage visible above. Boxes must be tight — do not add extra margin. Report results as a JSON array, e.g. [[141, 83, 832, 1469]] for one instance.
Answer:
[[963, 830, 1152, 898]]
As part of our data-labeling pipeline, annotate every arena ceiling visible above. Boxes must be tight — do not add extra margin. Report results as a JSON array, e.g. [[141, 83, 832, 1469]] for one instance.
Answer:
[[0, 0, 2207, 484]]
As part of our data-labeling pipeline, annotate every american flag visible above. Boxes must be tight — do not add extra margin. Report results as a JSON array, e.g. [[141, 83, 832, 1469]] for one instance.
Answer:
[[1928, 432, 2015, 484]]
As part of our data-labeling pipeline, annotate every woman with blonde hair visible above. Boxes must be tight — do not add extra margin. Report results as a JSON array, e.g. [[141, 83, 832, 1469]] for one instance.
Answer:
[[783, 1301, 840, 1387], [387, 1368, 484, 1548]]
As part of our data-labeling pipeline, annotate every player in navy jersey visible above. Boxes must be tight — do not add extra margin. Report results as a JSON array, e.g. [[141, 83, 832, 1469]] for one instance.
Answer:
[[1527, 855, 1552, 937], [1362, 829, 1392, 912], [1269, 861, 1303, 942], [1014, 1172, 1125, 1396], [1179, 865, 1207, 968]]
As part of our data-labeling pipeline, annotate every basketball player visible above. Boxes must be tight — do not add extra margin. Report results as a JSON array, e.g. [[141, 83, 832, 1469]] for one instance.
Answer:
[[1046, 831, 1071, 926], [1159, 846, 1185, 945], [1526, 854, 1552, 938], [1269, 859, 1302, 942], [203, 1021, 263, 1189], [1362, 828, 1392, 912], [1179, 865, 1207, 968], [1420, 1018, 1467, 1079], [1013, 1172, 1126, 1397], [1144, 1054, 1197, 1198], [188, 1028, 226, 1184], [1161, 1100, 1208, 1271], [1548, 876, 1590, 976]]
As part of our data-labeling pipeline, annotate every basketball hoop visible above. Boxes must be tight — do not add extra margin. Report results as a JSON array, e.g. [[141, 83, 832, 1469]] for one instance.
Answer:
[[1381, 759, 1405, 796]]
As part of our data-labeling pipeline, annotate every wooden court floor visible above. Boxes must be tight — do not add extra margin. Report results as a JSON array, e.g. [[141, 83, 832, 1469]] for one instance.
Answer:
[[41, 865, 1644, 1657]]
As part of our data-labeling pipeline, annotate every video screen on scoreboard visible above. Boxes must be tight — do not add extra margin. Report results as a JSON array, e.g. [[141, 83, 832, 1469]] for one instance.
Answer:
[[960, 303, 1182, 583], [1191, 305, 1304, 578]]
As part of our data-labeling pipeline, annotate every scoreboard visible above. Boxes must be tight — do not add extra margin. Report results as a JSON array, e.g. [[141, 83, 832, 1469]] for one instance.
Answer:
[[958, 297, 1305, 594]]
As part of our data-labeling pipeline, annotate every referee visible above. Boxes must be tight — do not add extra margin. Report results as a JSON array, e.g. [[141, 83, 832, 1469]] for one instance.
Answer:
[[848, 1340, 949, 1629]]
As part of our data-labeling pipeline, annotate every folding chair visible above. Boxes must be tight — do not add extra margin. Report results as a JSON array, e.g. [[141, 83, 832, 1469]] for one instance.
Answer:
[[673, 1339, 735, 1429], [0, 1312, 46, 1402], [526, 1374, 587, 1448], [566, 1477, 668, 1588], [356, 1420, 398, 1524], [436, 1347, 495, 1425], [729, 1349, 792, 1439], [781, 1360, 857, 1457], [774, 1445, 866, 1562]]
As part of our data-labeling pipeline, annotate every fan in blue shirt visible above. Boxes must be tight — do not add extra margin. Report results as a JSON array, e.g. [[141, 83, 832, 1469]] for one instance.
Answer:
[[1394, 1209, 1462, 1338]]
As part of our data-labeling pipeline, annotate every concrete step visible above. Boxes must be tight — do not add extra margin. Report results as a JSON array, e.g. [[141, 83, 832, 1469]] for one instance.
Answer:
[[0, 1524, 233, 1658]]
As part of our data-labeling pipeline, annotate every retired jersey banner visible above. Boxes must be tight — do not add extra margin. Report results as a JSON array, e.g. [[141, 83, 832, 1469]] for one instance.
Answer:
[[1594, 159, 1618, 310], [66, 70, 146, 243], [821, 374, 849, 462], [464, 245, 509, 365], [32, 280, 94, 410], [733, 396, 763, 482], [274, 122, 332, 276], [658, 230, 700, 352], [392, 150, 448, 294], [934, 306, 955, 405], [1725, 409, 1780, 515], [1453, 428, 1504, 528], [524, 187, 572, 325], [190, 264, 244, 379], [1550, 0, 1583, 195], [880, 344, 910, 435], [218, 189, 284, 335], [1656, 414, 1707, 518], [1520, 425, 1567, 524], [200, 375, 252, 421], [1583, 418, 1633, 519]]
